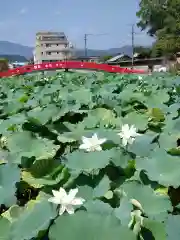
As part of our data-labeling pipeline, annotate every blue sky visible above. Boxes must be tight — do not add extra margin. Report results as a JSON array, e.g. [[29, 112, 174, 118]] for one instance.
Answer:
[[0, 0, 154, 49]]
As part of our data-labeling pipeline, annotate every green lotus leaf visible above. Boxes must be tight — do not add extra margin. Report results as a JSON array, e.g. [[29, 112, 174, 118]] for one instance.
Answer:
[[0, 217, 11, 240], [123, 111, 149, 131], [49, 211, 136, 240], [66, 150, 114, 174], [143, 219, 166, 240], [136, 150, 180, 188], [120, 181, 172, 220], [166, 215, 180, 240], [0, 163, 20, 206], [7, 131, 59, 163], [93, 175, 111, 198], [10, 194, 57, 240]]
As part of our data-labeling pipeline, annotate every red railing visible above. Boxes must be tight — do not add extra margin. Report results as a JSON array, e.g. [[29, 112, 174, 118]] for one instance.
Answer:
[[0, 61, 146, 78]]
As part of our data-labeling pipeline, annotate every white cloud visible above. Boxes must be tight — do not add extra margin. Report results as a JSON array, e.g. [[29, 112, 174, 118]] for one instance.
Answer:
[[20, 8, 28, 14]]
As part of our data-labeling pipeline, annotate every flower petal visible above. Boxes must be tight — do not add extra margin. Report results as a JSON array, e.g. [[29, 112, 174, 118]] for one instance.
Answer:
[[59, 205, 66, 215], [66, 188, 78, 202], [130, 125, 136, 132], [122, 138, 128, 146], [90, 134, 99, 146], [71, 197, 85, 206], [122, 124, 130, 132], [56, 187, 67, 199], [92, 133, 98, 140], [52, 190, 60, 198], [65, 205, 75, 215], [98, 138, 107, 145], [129, 125, 138, 136], [128, 137, 135, 145], [82, 136, 90, 145], [48, 196, 61, 205], [135, 132, 141, 137], [52, 188, 67, 200], [95, 145, 102, 151], [117, 132, 123, 138], [79, 143, 89, 150], [86, 148, 92, 152]]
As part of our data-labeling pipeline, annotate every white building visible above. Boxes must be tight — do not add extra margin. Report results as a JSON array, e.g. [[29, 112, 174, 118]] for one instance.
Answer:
[[34, 31, 74, 64]]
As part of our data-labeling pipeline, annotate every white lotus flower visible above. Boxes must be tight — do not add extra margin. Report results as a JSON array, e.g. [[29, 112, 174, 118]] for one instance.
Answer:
[[130, 199, 144, 212], [0, 136, 7, 147], [158, 66, 167, 72], [117, 124, 141, 146], [48, 187, 85, 215], [79, 133, 106, 152]]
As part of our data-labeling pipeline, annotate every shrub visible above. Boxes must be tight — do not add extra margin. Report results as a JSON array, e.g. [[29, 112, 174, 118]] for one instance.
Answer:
[[169, 62, 180, 75], [0, 58, 9, 72]]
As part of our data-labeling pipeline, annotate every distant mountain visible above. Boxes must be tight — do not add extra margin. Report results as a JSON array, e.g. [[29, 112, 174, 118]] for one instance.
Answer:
[[0, 41, 33, 58], [75, 46, 133, 57], [0, 54, 28, 62], [0, 41, 134, 60]]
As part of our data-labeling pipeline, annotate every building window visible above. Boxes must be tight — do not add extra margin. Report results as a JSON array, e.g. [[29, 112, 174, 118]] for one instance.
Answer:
[[41, 52, 43, 55], [46, 44, 51, 47], [47, 52, 51, 55]]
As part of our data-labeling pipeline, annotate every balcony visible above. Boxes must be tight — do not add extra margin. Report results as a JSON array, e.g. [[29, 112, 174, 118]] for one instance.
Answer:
[[39, 53, 73, 61], [42, 45, 73, 52]]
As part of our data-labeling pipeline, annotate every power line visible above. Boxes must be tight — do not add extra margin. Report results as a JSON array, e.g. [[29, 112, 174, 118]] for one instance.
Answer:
[[84, 33, 108, 57]]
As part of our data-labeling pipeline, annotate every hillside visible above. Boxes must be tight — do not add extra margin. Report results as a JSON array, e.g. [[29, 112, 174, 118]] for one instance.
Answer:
[[0, 41, 33, 58], [74, 46, 133, 57], [0, 54, 28, 62], [0, 41, 134, 59]]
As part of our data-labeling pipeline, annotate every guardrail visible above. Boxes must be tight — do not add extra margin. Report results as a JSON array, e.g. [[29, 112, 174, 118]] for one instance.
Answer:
[[0, 61, 146, 77]]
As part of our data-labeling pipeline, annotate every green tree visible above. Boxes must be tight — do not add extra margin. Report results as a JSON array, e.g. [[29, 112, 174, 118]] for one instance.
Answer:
[[134, 46, 152, 58], [137, 0, 167, 36], [137, 0, 180, 55], [0, 59, 9, 72], [100, 55, 113, 62]]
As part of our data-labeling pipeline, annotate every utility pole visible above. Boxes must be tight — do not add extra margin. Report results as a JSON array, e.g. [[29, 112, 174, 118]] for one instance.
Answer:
[[84, 34, 88, 57], [129, 23, 144, 69], [131, 24, 135, 69]]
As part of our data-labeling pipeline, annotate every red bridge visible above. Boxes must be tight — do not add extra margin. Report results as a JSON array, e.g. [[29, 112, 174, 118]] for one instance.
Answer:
[[0, 61, 146, 78]]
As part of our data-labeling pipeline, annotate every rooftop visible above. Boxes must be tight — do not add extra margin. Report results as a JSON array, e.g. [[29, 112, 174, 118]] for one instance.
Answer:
[[36, 32, 66, 36]]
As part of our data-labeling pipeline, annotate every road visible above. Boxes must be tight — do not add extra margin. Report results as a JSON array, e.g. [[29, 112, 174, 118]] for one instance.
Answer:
[[26, 69, 97, 76]]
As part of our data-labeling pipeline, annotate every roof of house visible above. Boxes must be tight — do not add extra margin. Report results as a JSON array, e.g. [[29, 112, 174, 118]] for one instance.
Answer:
[[106, 54, 131, 63]]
